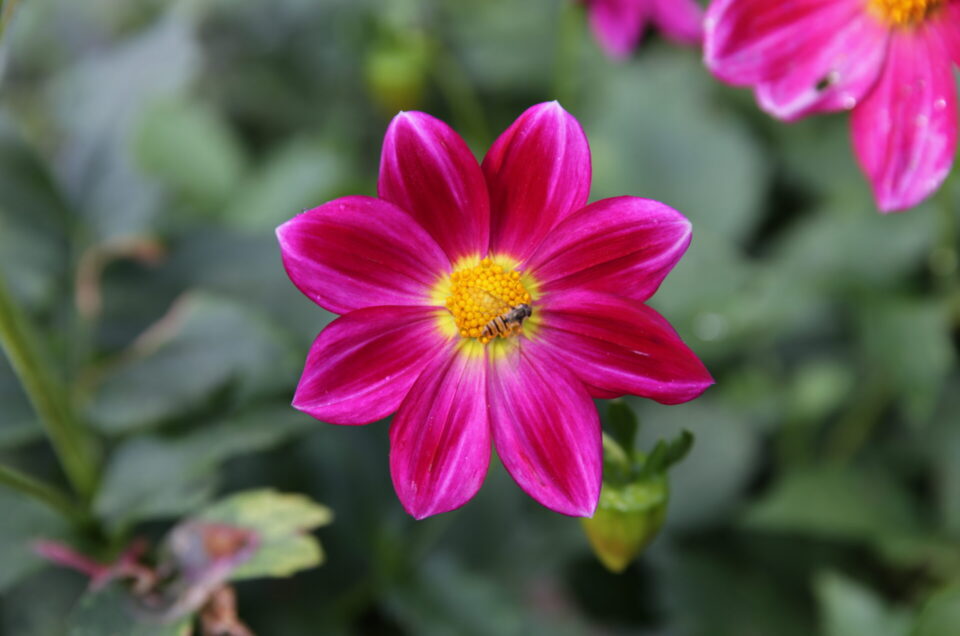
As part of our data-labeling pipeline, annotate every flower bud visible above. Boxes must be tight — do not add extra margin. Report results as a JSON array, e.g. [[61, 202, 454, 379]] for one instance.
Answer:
[[364, 32, 430, 114], [581, 476, 668, 573]]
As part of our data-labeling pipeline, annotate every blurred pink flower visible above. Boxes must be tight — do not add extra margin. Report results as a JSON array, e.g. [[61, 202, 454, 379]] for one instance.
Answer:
[[582, 0, 704, 59], [705, 0, 960, 212], [277, 102, 712, 520]]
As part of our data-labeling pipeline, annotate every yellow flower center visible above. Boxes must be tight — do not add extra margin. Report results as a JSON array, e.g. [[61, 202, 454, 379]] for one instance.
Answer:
[[869, 0, 944, 25], [444, 258, 532, 344]]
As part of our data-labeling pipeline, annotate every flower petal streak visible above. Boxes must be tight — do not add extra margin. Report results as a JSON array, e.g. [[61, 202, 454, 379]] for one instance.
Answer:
[[524, 196, 691, 303], [277, 196, 449, 315], [652, 0, 703, 45], [293, 306, 452, 425], [539, 291, 713, 404], [585, 0, 649, 59], [390, 350, 490, 519], [852, 28, 958, 212], [379, 111, 490, 261], [484, 102, 592, 262], [488, 344, 601, 517]]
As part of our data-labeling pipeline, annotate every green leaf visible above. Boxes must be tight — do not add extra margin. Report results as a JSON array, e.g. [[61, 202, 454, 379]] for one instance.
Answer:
[[0, 115, 69, 311], [2, 568, 88, 636], [133, 97, 247, 211], [604, 400, 638, 455], [912, 585, 960, 636], [856, 297, 954, 425], [50, 14, 200, 240], [222, 138, 351, 233], [0, 489, 70, 593], [193, 489, 332, 580], [644, 430, 694, 476], [67, 584, 192, 636], [743, 466, 921, 544], [772, 204, 934, 288], [788, 359, 855, 425], [163, 229, 334, 342], [87, 293, 297, 433], [815, 571, 912, 636], [601, 433, 631, 486], [94, 406, 313, 528]]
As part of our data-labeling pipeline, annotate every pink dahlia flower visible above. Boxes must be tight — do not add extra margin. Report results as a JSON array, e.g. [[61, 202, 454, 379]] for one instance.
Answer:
[[276, 102, 713, 519], [582, 0, 704, 59], [704, 0, 960, 212]]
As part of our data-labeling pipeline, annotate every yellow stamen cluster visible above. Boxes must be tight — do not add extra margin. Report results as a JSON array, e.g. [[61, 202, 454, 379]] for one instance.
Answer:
[[869, 0, 943, 25], [444, 258, 532, 344]]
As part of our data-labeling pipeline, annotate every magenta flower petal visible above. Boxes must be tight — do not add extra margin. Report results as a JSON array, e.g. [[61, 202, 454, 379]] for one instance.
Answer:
[[524, 196, 691, 303], [584, 0, 649, 59], [704, 0, 864, 85], [390, 351, 490, 520], [754, 13, 889, 121], [852, 27, 958, 213], [652, 0, 703, 45], [488, 343, 601, 517], [277, 196, 450, 315], [293, 306, 452, 425], [540, 290, 714, 404], [379, 111, 490, 261], [483, 102, 592, 262], [705, 0, 960, 211]]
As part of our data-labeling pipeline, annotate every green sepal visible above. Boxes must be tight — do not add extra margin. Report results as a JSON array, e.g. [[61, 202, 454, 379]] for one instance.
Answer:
[[581, 477, 668, 573]]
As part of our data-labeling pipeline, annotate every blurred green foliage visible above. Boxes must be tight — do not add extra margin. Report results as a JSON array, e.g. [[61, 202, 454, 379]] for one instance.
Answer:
[[0, 0, 959, 634]]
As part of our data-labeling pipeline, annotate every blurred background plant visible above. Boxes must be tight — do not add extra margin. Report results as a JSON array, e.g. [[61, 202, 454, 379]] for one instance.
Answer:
[[0, 0, 959, 634]]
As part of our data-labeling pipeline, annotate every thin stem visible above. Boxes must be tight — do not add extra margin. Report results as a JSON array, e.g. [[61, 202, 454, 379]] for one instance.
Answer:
[[430, 39, 489, 144], [0, 462, 88, 523], [554, 0, 583, 108], [825, 374, 888, 463], [0, 272, 99, 500], [602, 432, 633, 484]]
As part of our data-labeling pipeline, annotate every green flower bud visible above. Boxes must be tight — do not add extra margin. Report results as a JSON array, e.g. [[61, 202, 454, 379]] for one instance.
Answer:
[[581, 476, 668, 573], [364, 32, 430, 114]]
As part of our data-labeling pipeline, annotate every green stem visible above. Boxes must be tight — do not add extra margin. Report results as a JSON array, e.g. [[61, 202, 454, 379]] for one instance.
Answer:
[[554, 0, 583, 108], [0, 273, 98, 500], [825, 374, 888, 463], [430, 39, 489, 144], [602, 432, 632, 484], [0, 462, 88, 523]]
